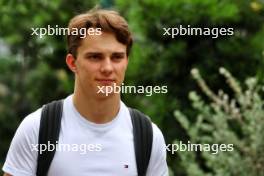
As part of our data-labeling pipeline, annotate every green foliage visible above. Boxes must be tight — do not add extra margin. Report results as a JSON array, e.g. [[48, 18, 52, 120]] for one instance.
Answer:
[[115, 1, 264, 174], [1, 0, 264, 175], [0, 0, 99, 170], [174, 68, 264, 176], [0, 58, 23, 168]]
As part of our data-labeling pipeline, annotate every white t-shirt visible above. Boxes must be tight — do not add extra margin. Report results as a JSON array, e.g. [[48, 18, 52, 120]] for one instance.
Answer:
[[3, 95, 168, 176]]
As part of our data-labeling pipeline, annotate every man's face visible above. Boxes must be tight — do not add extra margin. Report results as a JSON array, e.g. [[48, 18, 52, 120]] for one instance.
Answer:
[[72, 32, 128, 97]]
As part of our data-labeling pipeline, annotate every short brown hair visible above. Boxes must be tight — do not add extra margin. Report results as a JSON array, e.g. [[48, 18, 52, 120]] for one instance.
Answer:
[[67, 8, 133, 58]]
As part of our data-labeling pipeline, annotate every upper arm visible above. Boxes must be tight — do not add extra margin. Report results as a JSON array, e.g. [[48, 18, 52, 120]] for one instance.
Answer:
[[146, 123, 169, 176], [3, 173, 12, 176], [2, 109, 41, 176]]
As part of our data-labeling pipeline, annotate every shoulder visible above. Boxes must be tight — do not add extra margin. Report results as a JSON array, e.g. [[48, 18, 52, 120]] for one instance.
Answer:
[[17, 108, 42, 137], [151, 122, 165, 144], [8, 107, 42, 150], [5, 107, 42, 155], [125, 105, 165, 142], [148, 122, 169, 175], [2, 108, 42, 175]]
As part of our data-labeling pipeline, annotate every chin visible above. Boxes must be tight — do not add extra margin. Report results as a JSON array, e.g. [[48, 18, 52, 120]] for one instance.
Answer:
[[96, 91, 117, 99]]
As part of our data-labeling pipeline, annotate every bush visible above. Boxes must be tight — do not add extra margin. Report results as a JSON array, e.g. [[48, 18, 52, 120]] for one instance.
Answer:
[[174, 67, 264, 176]]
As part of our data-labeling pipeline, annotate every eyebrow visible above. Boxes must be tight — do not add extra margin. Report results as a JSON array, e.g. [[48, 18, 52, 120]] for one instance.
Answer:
[[84, 52, 102, 55], [112, 52, 126, 55], [84, 52, 126, 56]]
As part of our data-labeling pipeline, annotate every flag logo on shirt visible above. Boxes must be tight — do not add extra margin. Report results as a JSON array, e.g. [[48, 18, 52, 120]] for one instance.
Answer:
[[124, 164, 129, 168]]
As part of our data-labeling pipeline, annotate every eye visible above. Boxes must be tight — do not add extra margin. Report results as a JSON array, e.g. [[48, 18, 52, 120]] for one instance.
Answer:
[[86, 54, 102, 60], [112, 54, 125, 61]]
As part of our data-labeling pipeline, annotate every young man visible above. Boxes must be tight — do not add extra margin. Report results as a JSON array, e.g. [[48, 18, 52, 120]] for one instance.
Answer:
[[2, 9, 168, 176]]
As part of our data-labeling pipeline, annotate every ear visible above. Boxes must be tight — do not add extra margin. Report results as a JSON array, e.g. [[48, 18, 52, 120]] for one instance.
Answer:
[[66, 54, 77, 73]]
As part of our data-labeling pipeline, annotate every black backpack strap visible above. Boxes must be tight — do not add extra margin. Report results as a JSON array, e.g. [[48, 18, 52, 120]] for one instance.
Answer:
[[36, 100, 63, 176], [129, 108, 153, 176]]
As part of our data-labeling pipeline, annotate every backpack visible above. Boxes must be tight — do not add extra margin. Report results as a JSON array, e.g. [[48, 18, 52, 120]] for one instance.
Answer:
[[36, 100, 153, 176]]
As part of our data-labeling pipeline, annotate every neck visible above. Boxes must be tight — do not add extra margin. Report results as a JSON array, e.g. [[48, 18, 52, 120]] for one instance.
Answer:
[[72, 88, 121, 124]]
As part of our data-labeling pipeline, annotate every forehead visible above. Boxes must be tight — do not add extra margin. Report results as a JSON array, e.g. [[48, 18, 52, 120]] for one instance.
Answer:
[[78, 32, 126, 54]]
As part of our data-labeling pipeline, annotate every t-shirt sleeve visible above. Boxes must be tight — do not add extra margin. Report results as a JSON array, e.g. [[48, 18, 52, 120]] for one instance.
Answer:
[[146, 123, 169, 176], [2, 109, 41, 176]]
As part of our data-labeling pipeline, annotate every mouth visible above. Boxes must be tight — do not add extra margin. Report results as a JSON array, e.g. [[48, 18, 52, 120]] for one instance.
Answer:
[[95, 79, 115, 85]]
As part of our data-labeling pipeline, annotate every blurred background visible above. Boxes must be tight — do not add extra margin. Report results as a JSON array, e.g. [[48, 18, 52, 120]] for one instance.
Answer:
[[1, 0, 264, 175]]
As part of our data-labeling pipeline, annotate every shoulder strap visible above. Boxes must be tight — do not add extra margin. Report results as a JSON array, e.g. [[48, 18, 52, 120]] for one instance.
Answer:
[[129, 108, 153, 176], [36, 100, 63, 176], [36, 101, 153, 176]]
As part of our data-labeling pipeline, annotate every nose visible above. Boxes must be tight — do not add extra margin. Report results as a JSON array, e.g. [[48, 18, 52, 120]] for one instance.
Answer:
[[100, 57, 113, 75]]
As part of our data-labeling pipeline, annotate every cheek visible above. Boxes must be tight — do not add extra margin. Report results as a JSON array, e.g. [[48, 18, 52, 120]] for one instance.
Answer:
[[79, 62, 99, 75], [117, 66, 128, 83], [116, 64, 128, 75], [121, 60, 129, 71]]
